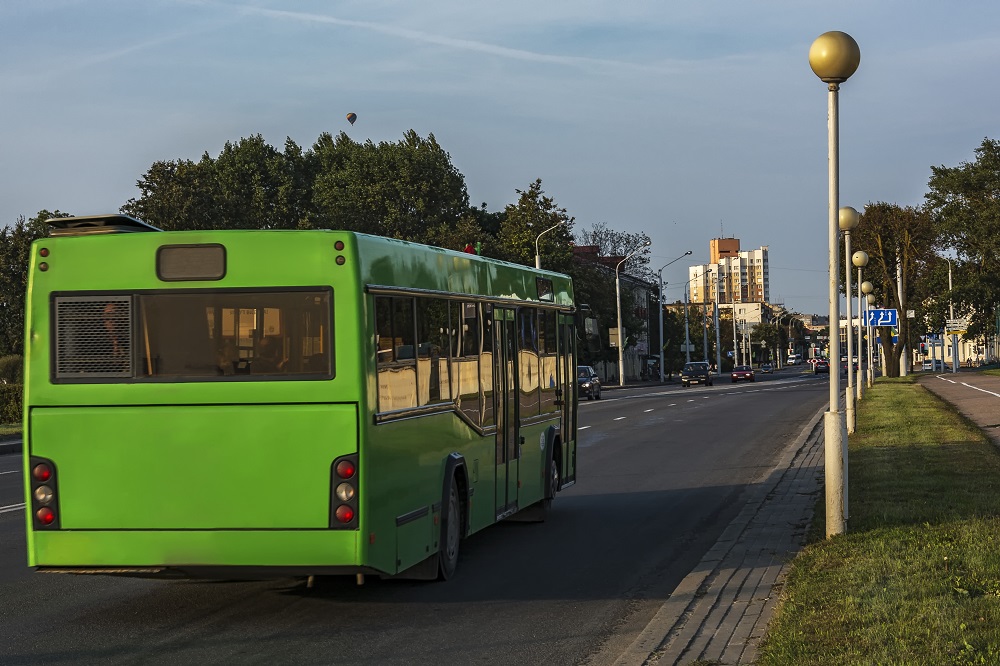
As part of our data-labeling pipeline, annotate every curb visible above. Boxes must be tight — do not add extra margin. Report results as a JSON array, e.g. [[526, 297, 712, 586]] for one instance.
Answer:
[[0, 438, 23, 455]]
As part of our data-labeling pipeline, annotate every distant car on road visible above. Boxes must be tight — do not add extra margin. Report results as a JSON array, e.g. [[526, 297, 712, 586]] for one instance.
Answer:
[[814, 359, 830, 374], [577, 365, 602, 400], [922, 359, 945, 372], [731, 365, 755, 383], [681, 361, 713, 387], [760, 363, 773, 374]]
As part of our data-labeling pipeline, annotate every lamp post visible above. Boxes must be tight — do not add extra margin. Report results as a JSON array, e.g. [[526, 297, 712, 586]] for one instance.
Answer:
[[840, 206, 860, 434], [853, 250, 868, 401], [810, 30, 860, 537], [683, 278, 694, 363], [714, 271, 723, 375], [616, 241, 651, 387], [862, 282, 874, 387], [947, 258, 958, 373], [534, 221, 565, 270], [657, 251, 692, 382]]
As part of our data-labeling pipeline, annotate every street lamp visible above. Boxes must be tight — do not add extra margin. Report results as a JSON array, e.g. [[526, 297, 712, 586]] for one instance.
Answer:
[[657, 250, 693, 382], [534, 221, 565, 270], [616, 240, 651, 387], [853, 250, 869, 401], [946, 258, 958, 373], [862, 281, 874, 387], [810, 30, 861, 537], [840, 206, 860, 434]]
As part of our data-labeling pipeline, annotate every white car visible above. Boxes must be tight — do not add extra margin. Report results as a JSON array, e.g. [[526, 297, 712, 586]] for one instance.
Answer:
[[922, 359, 945, 372]]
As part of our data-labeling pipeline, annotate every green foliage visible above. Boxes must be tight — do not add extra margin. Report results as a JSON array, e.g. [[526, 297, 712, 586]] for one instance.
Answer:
[[0, 384, 22, 424], [925, 137, 1000, 339], [492, 179, 574, 272], [852, 203, 937, 376], [0, 355, 23, 383], [0, 212, 66, 356]]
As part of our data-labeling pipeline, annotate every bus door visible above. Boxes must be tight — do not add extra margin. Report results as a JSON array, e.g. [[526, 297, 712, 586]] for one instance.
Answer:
[[493, 307, 519, 519], [558, 314, 577, 485]]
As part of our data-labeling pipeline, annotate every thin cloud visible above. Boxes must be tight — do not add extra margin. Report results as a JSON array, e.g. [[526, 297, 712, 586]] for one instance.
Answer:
[[217, 2, 679, 75]]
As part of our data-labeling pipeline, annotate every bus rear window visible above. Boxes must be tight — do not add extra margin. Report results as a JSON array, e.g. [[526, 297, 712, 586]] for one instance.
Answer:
[[52, 289, 332, 382]]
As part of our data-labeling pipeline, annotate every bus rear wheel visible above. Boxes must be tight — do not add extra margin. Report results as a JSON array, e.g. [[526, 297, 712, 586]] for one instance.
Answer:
[[438, 483, 461, 580]]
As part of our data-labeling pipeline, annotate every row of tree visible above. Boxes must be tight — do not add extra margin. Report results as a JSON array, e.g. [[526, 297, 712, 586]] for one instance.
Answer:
[[2, 131, 999, 377]]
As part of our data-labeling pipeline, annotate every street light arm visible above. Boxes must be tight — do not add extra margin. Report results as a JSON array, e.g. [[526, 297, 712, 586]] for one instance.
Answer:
[[534, 220, 566, 270]]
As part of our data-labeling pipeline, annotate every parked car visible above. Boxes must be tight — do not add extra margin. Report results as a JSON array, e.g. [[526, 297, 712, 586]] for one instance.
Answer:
[[731, 365, 755, 383], [681, 361, 713, 387], [760, 363, 773, 374], [814, 358, 830, 374], [577, 365, 602, 400], [922, 359, 945, 372]]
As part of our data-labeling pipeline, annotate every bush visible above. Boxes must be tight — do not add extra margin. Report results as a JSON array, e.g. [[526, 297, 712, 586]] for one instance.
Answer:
[[0, 384, 22, 424], [0, 355, 23, 384]]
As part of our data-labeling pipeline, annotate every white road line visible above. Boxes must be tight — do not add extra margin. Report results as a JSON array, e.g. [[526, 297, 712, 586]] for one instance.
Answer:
[[0, 470, 20, 475], [0, 503, 25, 514], [961, 382, 1000, 398], [613, 417, 627, 421], [667, 403, 677, 407], [578, 425, 591, 430], [644, 409, 654, 413]]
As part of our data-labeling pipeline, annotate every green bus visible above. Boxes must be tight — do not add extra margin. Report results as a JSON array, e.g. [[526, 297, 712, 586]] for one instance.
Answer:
[[23, 215, 579, 582]]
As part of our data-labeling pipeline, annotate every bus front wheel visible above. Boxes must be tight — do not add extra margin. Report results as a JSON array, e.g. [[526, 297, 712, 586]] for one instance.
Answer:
[[438, 483, 462, 580]]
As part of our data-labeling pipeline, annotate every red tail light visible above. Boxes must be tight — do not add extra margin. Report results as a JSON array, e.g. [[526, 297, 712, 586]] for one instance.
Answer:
[[29, 457, 60, 529], [330, 455, 359, 529], [336, 460, 356, 479], [32, 463, 52, 482], [36, 507, 55, 526], [335, 505, 355, 523]]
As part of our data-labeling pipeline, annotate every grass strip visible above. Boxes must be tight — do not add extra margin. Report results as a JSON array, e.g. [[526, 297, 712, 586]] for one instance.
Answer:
[[758, 377, 1000, 665]]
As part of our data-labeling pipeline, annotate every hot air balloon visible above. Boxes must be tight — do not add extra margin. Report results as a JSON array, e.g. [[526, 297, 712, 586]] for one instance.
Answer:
[[346, 113, 357, 125]]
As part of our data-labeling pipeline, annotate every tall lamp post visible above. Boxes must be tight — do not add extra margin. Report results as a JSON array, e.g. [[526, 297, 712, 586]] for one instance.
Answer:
[[534, 221, 565, 269], [862, 282, 874, 387], [840, 206, 860, 434], [657, 250, 693, 382], [947, 258, 958, 373], [616, 241, 651, 387], [810, 30, 860, 537], [853, 250, 869, 400]]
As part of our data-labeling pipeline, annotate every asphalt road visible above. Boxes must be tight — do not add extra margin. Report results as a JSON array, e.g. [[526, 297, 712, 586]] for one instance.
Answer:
[[0, 369, 828, 665]]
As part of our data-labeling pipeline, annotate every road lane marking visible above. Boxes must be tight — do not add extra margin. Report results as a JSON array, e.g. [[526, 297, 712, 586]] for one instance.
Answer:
[[578, 425, 591, 430], [0, 503, 25, 514], [644, 409, 654, 413], [0, 470, 19, 475], [613, 417, 626, 421], [668, 403, 677, 407], [961, 382, 1000, 398]]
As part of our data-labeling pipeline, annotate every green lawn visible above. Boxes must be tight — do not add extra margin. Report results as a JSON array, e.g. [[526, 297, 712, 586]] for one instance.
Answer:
[[0, 423, 21, 438], [758, 376, 1000, 665]]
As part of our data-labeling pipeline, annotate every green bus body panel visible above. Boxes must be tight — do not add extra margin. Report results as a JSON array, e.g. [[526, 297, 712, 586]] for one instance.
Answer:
[[32, 531, 359, 568], [30, 405, 357, 529], [23, 229, 576, 576]]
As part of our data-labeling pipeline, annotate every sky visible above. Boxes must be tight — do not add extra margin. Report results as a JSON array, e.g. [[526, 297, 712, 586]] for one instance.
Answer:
[[3, 1, 999, 316]]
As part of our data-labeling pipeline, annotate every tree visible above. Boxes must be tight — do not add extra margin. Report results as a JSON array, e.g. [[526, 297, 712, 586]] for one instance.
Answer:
[[925, 137, 1000, 341], [850, 203, 938, 376], [492, 179, 574, 271], [0, 211, 69, 356]]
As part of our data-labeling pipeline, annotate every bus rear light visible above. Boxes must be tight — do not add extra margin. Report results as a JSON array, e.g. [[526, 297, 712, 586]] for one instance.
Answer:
[[29, 457, 60, 529], [34, 485, 54, 505], [334, 241, 345, 251], [336, 460, 356, 479], [39, 248, 49, 257], [330, 454, 359, 529], [32, 463, 52, 482]]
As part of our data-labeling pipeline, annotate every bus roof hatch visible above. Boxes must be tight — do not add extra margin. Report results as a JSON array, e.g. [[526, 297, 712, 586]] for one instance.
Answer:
[[46, 214, 162, 237]]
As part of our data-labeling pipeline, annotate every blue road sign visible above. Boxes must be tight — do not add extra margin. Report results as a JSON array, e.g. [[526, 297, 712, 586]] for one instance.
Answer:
[[866, 308, 898, 327]]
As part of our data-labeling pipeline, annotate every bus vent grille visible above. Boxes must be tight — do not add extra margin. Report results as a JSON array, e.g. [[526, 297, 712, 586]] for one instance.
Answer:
[[54, 296, 133, 378]]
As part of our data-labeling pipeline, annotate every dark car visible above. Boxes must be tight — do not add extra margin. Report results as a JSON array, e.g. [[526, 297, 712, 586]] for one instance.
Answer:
[[760, 363, 773, 374], [814, 359, 830, 374], [731, 365, 755, 383], [681, 361, 713, 387], [577, 365, 602, 400]]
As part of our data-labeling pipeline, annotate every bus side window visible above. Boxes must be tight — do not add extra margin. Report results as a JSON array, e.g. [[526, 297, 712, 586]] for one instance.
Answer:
[[480, 304, 495, 427], [375, 296, 417, 411], [453, 302, 481, 425]]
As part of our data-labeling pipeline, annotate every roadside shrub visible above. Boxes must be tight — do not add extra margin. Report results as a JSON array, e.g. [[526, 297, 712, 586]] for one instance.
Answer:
[[0, 384, 22, 423], [0, 355, 23, 384]]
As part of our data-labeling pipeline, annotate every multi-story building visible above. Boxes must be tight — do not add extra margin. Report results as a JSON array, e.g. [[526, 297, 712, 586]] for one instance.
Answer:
[[690, 239, 769, 306]]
